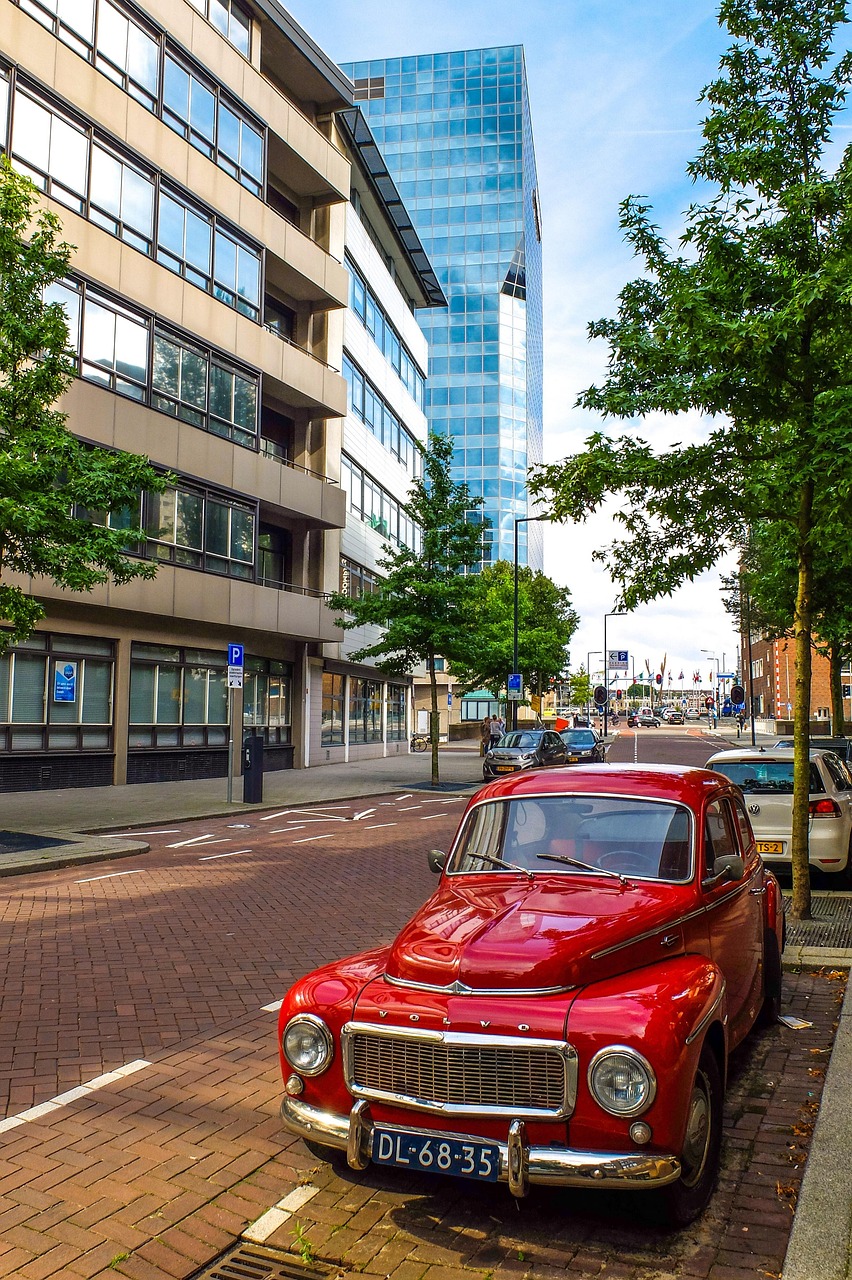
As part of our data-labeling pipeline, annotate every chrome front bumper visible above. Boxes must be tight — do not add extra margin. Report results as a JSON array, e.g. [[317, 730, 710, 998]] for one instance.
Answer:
[[281, 1094, 681, 1196]]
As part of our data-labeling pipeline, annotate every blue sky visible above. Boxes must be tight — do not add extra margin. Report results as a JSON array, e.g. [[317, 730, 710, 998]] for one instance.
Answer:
[[286, 0, 744, 688]]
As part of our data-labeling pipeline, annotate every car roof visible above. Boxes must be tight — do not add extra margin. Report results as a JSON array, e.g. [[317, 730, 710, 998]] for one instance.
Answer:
[[474, 763, 728, 808], [705, 746, 833, 763]]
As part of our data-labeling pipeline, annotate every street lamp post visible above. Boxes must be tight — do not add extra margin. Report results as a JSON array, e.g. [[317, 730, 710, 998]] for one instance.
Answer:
[[603, 612, 627, 737], [512, 515, 546, 730], [701, 651, 720, 724]]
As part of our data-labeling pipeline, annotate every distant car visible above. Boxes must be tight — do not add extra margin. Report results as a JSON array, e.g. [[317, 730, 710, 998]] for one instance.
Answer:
[[572, 714, 590, 727], [482, 729, 568, 780], [685, 709, 702, 721], [559, 727, 607, 763], [278, 764, 785, 1224], [706, 746, 852, 883], [636, 710, 661, 728], [665, 710, 685, 726]]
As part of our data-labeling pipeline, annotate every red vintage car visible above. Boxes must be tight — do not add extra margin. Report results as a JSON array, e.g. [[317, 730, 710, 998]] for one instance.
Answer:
[[277, 765, 785, 1224]]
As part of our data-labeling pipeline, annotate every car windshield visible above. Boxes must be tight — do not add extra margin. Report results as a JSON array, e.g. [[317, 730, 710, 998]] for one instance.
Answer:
[[562, 731, 596, 746], [711, 759, 825, 794], [499, 732, 542, 750], [450, 795, 693, 881]]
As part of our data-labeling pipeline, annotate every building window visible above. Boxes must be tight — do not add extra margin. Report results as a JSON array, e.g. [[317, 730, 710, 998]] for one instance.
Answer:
[[352, 75, 385, 101], [144, 484, 255, 580], [345, 254, 425, 408], [187, 0, 251, 58], [242, 658, 292, 745], [387, 684, 407, 740], [340, 557, 380, 599], [0, 631, 115, 753], [321, 672, 344, 746], [343, 353, 421, 477], [341, 454, 420, 552], [12, 0, 264, 194], [45, 276, 260, 444], [349, 677, 382, 744], [129, 644, 230, 748], [461, 696, 500, 721]]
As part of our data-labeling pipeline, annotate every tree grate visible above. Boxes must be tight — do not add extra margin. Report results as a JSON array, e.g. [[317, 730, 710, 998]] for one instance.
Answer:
[[188, 1243, 332, 1280], [783, 891, 852, 950]]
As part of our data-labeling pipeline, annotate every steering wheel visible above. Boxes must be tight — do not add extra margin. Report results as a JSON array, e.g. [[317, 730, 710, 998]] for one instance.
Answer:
[[597, 849, 651, 875]]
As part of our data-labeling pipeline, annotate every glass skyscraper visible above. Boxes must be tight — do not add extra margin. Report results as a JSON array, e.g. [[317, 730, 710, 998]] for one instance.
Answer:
[[342, 46, 543, 570]]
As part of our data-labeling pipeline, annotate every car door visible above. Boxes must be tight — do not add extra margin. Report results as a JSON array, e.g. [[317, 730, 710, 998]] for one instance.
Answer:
[[701, 796, 764, 1046], [544, 731, 567, 765]]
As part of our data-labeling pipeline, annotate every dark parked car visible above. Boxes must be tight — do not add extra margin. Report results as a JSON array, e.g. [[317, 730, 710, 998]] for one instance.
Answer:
[[665, 710, 685, 725], [636, 710, 661, 727], [559, 728, 607, 763], [482, 729, 567, 780]]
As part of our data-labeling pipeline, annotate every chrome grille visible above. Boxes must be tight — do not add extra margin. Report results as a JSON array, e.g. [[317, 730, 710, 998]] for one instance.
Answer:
[[346, 1028, 570, 1116]]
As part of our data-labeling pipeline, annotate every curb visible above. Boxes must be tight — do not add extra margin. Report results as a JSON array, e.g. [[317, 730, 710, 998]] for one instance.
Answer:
[[782, 973, 852, 1279], [0, 833, 149, 878]]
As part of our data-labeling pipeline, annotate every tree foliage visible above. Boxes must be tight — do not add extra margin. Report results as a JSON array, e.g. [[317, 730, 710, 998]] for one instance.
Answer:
[[328, 432, 485, 785], [449, 560, 578, 701], [0, 158, 165, 652], [529, 0, 852, 917]]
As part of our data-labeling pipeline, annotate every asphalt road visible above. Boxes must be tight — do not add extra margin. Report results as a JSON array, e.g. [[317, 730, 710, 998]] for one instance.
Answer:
[[0, 732, 846, 1280]]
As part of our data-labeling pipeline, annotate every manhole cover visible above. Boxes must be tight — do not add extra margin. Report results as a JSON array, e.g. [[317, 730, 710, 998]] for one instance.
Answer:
[[189, 1242, 331, 1280], [0, 831, 74, 855], [783, 891, 852, 949]]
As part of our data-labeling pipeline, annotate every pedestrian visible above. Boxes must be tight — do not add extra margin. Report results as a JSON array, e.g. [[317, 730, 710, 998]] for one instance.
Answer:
[[737, 709, 746, 737], [489, 714, 502, 749], [496, 712, 506, 736], [479, 714, 491, 757]]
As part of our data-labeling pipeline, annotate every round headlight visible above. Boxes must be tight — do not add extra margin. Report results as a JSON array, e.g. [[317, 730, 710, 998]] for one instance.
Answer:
[[588, 1046, 656, 1117], [282, 1015, 333, 1077]]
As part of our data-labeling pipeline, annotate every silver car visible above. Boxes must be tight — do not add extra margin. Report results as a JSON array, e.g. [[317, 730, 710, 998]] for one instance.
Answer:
[[705, 746, 852, 883]]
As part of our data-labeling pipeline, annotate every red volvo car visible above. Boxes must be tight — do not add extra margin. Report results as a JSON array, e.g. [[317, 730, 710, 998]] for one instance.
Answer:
[[278, 765, 784, 1224]]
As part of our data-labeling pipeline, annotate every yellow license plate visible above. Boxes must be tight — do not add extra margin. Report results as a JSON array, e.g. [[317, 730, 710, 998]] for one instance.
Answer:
[[495, 765, 515, 772], [756, 840, 783, 855], [568, 756, 579, 762]]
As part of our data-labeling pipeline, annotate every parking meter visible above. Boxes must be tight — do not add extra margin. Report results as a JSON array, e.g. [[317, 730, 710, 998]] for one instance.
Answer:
[[243, 733, 264, 803]]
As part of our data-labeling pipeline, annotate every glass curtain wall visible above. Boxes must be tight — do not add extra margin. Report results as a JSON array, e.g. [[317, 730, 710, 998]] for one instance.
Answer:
[[343, 46, 544, 570]]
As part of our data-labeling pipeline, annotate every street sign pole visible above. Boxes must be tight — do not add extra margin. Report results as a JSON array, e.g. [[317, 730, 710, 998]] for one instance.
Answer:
[[227, 643, 244, 804]]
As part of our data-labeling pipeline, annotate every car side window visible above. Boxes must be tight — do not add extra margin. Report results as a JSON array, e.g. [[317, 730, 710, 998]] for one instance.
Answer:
[[822, 753, 849, 791], [703, 799, 738, 875], [731, 800, 755, 854]]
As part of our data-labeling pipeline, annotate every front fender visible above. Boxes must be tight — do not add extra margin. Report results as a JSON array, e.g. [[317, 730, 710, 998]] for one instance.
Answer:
[[566, 955, 727, 1157]]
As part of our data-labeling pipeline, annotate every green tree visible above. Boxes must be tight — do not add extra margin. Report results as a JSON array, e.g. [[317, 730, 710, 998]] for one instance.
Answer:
[[569, 665, 593, 712], [328, 433, 485, 786], [0, 158, 165, 652], [449, 560, 578, 708], [529, 0, 852, 919]]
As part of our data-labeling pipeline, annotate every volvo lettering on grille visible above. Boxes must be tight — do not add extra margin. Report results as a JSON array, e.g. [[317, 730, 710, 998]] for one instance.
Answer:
[[343, 1026, 574, 1118]]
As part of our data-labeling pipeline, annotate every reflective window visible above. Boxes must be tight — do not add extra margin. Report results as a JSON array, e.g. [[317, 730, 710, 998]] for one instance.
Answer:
[[321, 672, 344, 746], [19, 0, 95, 59], [209, 360, 258, 445], [81, 292, 149, 400], [152, 331, 208, 426], [157, 190, 213, 290], [343, 354, 420, 478], [341, 455, 419, 552], [345, 255, 425, 407], [213, 227, 260, 319], [90, 142, 155, 252], [187, 0, 251, 57], [11, 89, 89, 213], [95, 0, 159, 110], [164, 54, 215, 157]]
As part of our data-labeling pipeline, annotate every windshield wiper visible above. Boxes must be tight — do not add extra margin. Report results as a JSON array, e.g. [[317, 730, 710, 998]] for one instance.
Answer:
[[536, 853, 632, 885], [473, 852, 535, 880]]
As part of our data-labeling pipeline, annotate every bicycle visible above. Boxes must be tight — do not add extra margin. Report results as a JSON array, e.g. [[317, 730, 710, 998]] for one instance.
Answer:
[[410, 733, 430, 752]]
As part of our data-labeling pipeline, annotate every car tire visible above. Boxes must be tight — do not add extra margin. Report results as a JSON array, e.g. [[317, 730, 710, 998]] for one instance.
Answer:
[[758, 929, 783, 1027], [657, 1044, 723, 1226]]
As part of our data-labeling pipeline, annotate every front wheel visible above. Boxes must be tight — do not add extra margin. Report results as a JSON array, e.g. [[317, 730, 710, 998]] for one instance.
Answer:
[[657, 1044, 722, 1225]]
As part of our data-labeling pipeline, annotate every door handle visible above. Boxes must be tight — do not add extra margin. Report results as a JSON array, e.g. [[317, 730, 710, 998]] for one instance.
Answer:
[[749, 886, 767, 896]]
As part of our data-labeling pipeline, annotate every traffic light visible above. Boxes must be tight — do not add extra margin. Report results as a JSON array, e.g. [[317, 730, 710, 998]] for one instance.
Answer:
[[843, 685, 851, 698], [616, 689, 623, 699], [655, 673, 662, 685]]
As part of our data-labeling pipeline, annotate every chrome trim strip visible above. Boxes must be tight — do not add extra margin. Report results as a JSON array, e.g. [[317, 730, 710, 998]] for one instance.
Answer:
[[685, 982, 726, 1046], [280, 1096, 682, 1190], [383, 973, 575, 997], [590, 906, 707, 961], [341, 1021, 578, 1119]]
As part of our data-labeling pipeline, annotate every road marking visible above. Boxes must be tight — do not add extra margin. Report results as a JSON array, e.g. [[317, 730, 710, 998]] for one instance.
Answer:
[[419, 814, 446, 821], [260, 807, 351, 821], [395, 794, 413, 800], [353, 809, 376, 821], [399, 805, 422, 811], [269, 825, 306, 833], [0, 1060, 151, 1133], [199, 849, 251, 860], [75, 869, 145, 884], [101, 830, 180, 837], [166, 834, 220, 848], [243, 1185, 320, 1243], [365, 823, 397, 830], [292, 834, 335, 844], [262, 999, 283, 1012]]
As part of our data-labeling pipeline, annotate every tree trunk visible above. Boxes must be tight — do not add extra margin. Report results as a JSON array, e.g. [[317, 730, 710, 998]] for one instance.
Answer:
[[790, 483, 814, 920], [829, 643, 845, 737], [429, 657, 440, 788]]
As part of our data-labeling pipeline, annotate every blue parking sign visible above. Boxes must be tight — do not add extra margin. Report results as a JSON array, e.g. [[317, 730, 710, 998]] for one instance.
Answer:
[[228, 643, 244, 667]]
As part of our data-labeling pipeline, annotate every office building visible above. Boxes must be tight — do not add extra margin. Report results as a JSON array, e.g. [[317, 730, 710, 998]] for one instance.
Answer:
[[319, 107, 444, 762], [1, 0, 355, 790], [342, 44, 544, 572]]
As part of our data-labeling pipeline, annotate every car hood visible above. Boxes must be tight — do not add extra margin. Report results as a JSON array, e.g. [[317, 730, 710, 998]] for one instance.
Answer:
[[383, 876, 685, 992], [487, 748, 538, 761]]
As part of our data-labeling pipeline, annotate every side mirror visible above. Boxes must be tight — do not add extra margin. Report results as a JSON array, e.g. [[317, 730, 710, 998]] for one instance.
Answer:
[[713, 854, 744, 882], [428, 848, 447, 874]]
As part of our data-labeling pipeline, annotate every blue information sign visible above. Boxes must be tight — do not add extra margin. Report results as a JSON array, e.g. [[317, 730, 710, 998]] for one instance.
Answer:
[[53, 661, 78, 703], [507, 672, 522, 700], [228, 643, 244, 667]]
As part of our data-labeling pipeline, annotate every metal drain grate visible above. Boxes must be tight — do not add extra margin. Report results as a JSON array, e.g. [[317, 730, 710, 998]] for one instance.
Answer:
[[783, 891, 852, 950], [188, 1242, 331, 1280]]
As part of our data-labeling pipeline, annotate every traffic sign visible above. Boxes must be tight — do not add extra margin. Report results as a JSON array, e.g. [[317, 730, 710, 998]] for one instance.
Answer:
[[228, 642, 244, 689], [607, 650, 628, 669], [593, 684, 608, 706], [507, 672, 522, 701]]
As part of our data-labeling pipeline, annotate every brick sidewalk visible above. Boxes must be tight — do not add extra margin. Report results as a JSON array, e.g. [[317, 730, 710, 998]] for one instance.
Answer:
[[0, 967, 845, 1280]]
